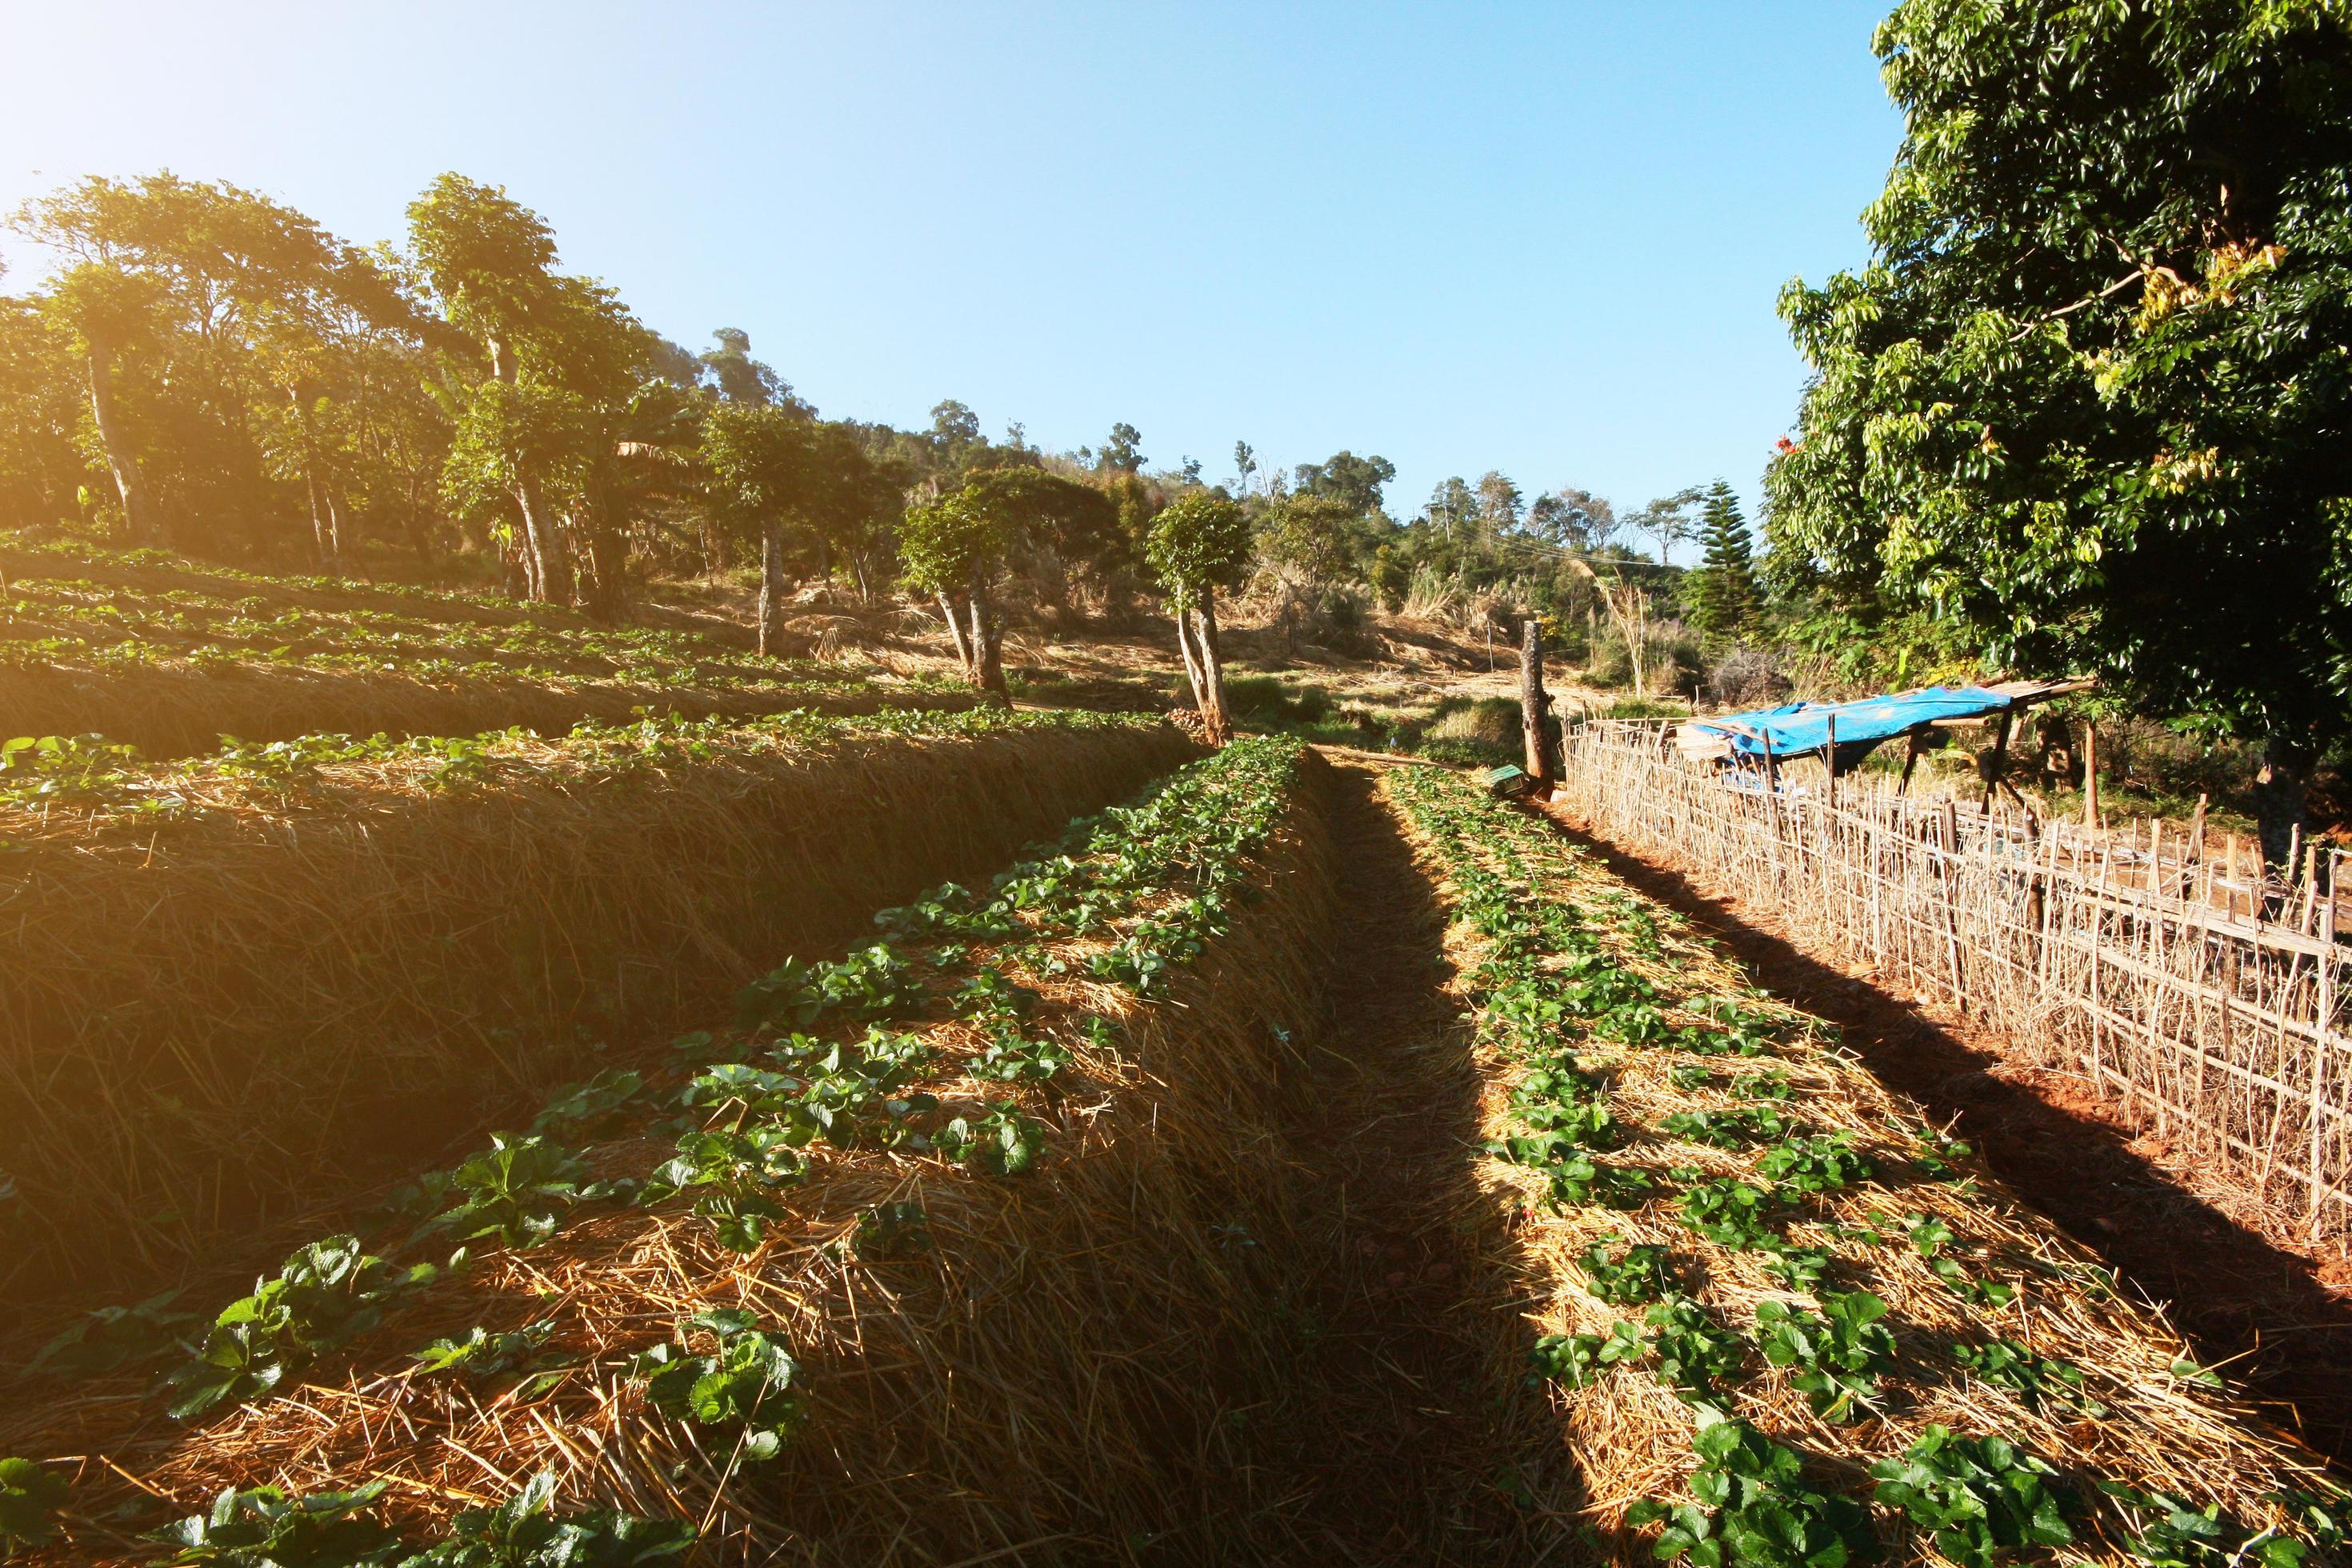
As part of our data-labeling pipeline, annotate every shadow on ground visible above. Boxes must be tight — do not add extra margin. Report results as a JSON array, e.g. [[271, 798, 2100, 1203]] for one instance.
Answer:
[[1532, 805, 2352, 1468], [1243, 762, 1571, 1562]]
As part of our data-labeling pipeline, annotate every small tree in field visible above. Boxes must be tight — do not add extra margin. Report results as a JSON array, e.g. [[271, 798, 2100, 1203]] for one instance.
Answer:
[[1146, 492, 1252, 743], [901, 489, 1012, 705], [700, 402, 818, 654]]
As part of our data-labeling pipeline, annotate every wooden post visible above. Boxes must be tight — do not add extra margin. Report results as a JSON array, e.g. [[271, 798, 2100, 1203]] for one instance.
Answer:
[[1982, 707, 2014, 810], [1898, 727, 1926, 794], [2314, 875, 2340, 1238], [1519, 619, 1555, 791], [1824, 713, 1838, 810], [2082, 718, 2102, 830]]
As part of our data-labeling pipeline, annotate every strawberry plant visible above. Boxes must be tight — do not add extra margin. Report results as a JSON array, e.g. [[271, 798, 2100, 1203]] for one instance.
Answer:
[[149, 1480, 401, 1566], [934, 1103, 1046, 1175], [1905, 1216, 2017, 1309], [970, 1030, 1074, 1084], [1681, 1180, 1786, 1250], [1951, 1338, 2093, 1413], [528, 1069, 643, 1136], [1529, 1322, 1646, 1388], [398, 1471, 694, 1566], [1754, 1291, 1894, 1422], [630, 1310, 806, 1463], [26, 1287, 198, 1378], [1870, 1427, 2072, 1566], [735, 944, 924, 1033], [1625, 1414, 1877, 1566], [0, 1458, 66, 1553], [641, 1126, 807, 1251], [1757, 1242, 1834, 1293], [1577, 1235, 1674, 1305], [166, 1238, 442, 1418], [1663, 1108, 1789, 1150], [1755, 1134, 1874, 1194], [1645, 1297, 1751, 1402], [411, 1321, 558, 1382], [1547, 1154, 1656, 1211], [421, 1135, 605, 1250], [853, 1199, 930, 1259]]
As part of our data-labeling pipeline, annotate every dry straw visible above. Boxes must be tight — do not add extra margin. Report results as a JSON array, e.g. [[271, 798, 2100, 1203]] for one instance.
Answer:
[[4, 754, 1344, 1564], [1388, 766, 2338, 1564], [0, 714, 1194, 1330], [0, 658, 973, 761]]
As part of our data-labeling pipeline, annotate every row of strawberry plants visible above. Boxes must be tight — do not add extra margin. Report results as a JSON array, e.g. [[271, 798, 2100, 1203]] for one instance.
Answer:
[[0, 736, 1311, 1563], [0, 579, 901, 694], [0, 702, 1086, 820], [1387, 766, 2343, 1568]]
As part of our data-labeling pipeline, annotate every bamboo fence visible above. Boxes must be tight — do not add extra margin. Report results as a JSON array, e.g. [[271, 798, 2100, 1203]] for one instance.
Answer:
[[1556, 718, 2352, 1251]]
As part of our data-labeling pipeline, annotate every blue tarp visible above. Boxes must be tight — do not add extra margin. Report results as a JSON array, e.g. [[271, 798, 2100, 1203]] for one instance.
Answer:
[[1690, 686, 2014, 764]]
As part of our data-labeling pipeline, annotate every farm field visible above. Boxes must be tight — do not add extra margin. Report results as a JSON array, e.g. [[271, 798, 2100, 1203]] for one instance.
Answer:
[[2, 702, 2346, 1561], [6, 2, 2352, 1557]]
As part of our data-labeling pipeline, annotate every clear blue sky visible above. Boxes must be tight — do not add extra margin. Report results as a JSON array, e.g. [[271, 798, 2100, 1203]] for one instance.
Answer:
[[0, 2, 1902, 552]]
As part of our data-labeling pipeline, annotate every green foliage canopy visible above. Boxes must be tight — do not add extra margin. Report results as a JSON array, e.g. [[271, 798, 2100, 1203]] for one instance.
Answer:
[[1767, 1, 2352, 754]]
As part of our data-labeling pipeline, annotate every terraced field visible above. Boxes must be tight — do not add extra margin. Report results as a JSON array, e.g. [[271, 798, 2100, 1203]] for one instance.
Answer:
[[1, 543, 2344, 1565]]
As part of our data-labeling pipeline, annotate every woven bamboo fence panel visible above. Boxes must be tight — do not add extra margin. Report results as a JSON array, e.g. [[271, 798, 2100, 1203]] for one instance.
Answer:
[[1558, 719, 2351, 1248]]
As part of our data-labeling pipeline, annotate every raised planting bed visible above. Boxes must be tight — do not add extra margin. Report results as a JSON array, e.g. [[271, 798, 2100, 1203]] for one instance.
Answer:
[[0, 707, 1194, 1322], [0, 737, 1340, 1562], [1387, 764, 2346, 1566]]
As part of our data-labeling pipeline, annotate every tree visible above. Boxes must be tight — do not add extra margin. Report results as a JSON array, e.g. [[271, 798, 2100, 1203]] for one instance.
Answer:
[[1687, 479, 1762, 647], [1294, 450, 1395, 515], [1529, 486, 1619, 552], [1625, 486, 1702, 567], [701, 327, 783, 406], [1233, 439, 1258, 495], [1099, 422, 1144, 473], [407, 174, 575, 600], [900, 487, 1011, 703], [1766, 0, 2352, 868], [38, 262, 166, 542], [897, 466, 1114, 702], [1145, 492, 1252, 742], [700, 401, 819, 653], [1476, 470, 1524, 534], [12, 174, 430, 560]]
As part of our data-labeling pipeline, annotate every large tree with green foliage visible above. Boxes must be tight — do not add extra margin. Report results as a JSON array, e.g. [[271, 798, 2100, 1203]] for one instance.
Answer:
[[1145, 491, 1253, 742], [1769, 0, 2352, 864]]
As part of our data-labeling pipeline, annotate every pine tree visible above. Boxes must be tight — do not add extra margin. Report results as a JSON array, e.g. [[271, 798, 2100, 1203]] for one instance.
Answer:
[[1689, 479, 1761, 644]]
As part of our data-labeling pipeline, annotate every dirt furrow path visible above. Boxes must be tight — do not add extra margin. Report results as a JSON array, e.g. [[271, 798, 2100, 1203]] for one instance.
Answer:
[[1245, 759, 1541, 1562]]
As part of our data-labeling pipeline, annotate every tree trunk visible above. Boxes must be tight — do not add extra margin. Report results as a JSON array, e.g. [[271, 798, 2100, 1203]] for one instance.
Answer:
[[579, 510, 627, 624], [968, 565, 1010, 707], [85, 342, 158, 545], [1171, 599, 1209, 714], [1194, 593, 1231, 744], [755, 523, 790, 655], [1520, 618, 1556, 789], [514, 478, 573, 605], [2255, 740, 2314, 882], [937, 590, 974, 677]]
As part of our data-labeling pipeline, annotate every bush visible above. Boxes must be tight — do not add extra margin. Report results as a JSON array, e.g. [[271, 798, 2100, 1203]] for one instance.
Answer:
[[1704, 646, 1793, 710], [1224, 675, 1335, 726], [1587, 632, 1703, 697]]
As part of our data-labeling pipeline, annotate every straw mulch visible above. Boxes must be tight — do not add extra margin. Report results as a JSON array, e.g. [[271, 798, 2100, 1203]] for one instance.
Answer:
[[0, 715, 1194, 1332], [6, 753, 1343, 1565], [1386, 767, 2343, 1564], [0, 657, 971, 761]]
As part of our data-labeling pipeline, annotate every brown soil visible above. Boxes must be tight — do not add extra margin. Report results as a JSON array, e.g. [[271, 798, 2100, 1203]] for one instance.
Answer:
[[1251, 761, 1534, 1560], [1533, 798, 2352, 1470]]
